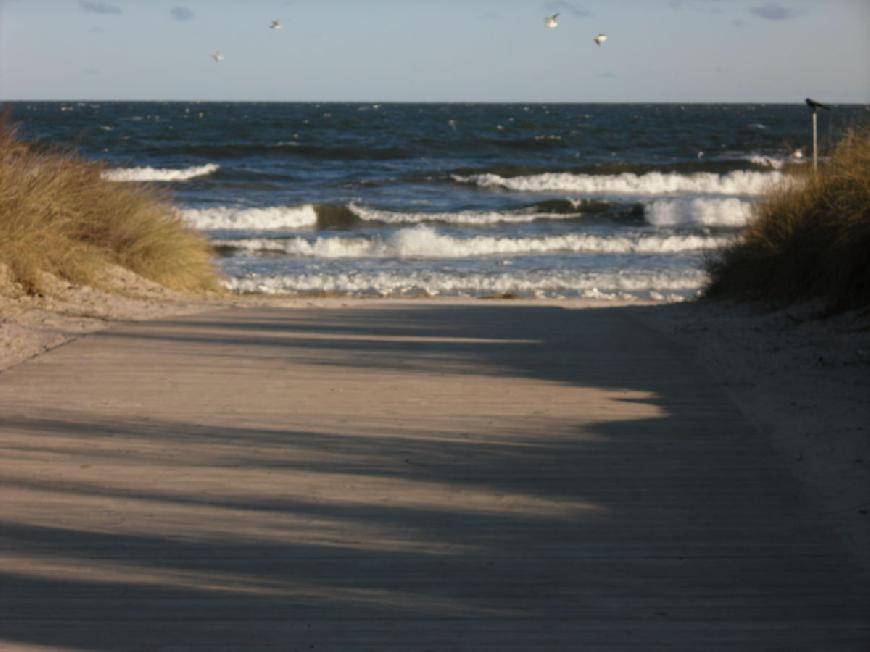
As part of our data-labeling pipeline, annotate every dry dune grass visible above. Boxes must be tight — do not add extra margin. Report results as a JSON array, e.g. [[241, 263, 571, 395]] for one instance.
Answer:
[[706, 127, 870, 312], [0, 117, 218, 295]]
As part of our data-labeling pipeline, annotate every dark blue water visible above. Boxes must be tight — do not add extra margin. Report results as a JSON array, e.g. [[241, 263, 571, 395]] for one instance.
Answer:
[[9, 101, 868, 299]]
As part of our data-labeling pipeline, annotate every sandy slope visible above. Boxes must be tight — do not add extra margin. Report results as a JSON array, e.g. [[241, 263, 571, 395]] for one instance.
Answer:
[[0, 265, 211, 373]]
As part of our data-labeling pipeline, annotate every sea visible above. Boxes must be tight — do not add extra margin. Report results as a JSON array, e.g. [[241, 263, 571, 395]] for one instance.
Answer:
[[9, 102, 868, 301]]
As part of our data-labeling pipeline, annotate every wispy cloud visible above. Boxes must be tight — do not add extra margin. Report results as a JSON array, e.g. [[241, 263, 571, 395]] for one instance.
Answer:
[[749, 2, 800, 21], [544, 2, 591, 18], [171, 6, 194, 22], [79, 1, 122, 15], [731, 18, 746, 28]]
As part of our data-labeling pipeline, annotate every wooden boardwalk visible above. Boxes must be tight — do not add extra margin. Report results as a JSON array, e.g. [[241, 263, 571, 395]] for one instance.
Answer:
[[0, 303, 867, 650]]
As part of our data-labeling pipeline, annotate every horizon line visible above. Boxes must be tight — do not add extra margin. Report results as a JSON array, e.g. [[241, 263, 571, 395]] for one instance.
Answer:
[[3, 98, 869, 106]]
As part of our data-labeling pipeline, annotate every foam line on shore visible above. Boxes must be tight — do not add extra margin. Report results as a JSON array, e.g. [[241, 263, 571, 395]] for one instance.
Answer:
[[225, 268, 707, 299]]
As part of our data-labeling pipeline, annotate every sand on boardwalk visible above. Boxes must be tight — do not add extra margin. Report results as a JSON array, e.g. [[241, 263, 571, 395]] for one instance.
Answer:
[[1, 270, 868, 577]]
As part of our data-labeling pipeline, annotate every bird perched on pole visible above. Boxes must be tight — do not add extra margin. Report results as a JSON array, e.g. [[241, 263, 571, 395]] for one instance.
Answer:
[[805, 98, 831, 111]]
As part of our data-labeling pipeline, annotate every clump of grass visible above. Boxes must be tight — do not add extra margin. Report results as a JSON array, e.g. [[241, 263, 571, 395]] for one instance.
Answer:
[[0, 117, 218, 295], [706, 127, 870, 312]]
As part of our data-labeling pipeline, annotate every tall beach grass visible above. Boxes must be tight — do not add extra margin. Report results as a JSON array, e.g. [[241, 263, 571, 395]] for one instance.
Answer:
[[0, 117, 217, 295], [706, 127, 870, 312]]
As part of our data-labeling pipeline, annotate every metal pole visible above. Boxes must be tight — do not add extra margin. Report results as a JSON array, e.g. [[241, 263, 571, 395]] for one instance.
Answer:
[[812, 110, 818, 173]]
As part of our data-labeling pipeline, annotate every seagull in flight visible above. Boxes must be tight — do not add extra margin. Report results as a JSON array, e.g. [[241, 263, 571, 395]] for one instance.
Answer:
[[270, 19, 282, 30], [594, 33, 608, 46], [211, 50, 223, 63], [544, 14, 559, 29]]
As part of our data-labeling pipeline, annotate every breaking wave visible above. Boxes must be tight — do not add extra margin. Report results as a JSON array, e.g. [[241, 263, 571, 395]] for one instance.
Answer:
[[215, 226, 730, 259], [453, 170, 785, 196], [349, 202, 587, 225], [183, 201, 616, 232], [747, 154, 786, 170], [181, 205, 318, 230], [102, 163, 219, 182], [224, 269, 707, 300], [185, 197, 749, 232], [645, 198, 754, 227]]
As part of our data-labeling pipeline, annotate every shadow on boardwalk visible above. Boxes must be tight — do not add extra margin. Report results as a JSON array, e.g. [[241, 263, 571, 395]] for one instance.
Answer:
[[0, 303, 867, 650]]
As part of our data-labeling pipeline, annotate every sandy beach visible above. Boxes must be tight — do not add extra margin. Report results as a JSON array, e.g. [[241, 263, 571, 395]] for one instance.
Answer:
[[4, 1, 869, 646], [1, 283, 868, 650]]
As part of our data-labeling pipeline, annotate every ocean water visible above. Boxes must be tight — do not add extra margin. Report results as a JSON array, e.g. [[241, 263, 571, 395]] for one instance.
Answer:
[[11, 101, 867, 300]]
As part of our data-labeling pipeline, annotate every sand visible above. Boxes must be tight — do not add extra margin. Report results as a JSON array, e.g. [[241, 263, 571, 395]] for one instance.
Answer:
[[1, 275, 868, 648], [640, 301, 870, 574], [0, 265, 210, 373], [2, 274, 868, 572]]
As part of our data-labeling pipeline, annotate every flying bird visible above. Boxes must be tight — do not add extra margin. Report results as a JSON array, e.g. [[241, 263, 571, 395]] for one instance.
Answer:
[[270, 19, 282, 30], [211, 50, 223, 63], [594, 33, 608, 46], [805, 98, 831, 111], [544, 14, 559, 29]]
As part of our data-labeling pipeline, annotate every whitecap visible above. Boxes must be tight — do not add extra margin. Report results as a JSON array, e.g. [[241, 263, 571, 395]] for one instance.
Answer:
[[349, 203, 580, 226], [453, 170, 786, 196], [102, 163, 219, 182], [181, 205, 318, 230], [224, 268, 707, 299], [645, 197, 753, 227], [215, 226, 730, 259]]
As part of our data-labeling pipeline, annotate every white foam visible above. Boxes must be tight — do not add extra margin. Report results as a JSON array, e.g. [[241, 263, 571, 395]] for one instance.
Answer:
[[181, 205, 318, 231], [102, 163, 219, 182], [454, 170, 785, 196], [645, 197, 753, 227], [216, 226, 730, 259], [224, 269, 707, 299], [747, 154, 788, 170], [349, 203, 579, 225]]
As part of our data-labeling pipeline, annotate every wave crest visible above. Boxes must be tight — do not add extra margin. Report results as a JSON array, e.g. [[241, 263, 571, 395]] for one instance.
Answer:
[[349, 203, 585, 225], [453, 170, 785, 196], [216, 227, 730, 259], [181, 205, 318, 230], [224, 269, 707, 300], [102, 163, 219, 182], [645, 198, 753, 227]]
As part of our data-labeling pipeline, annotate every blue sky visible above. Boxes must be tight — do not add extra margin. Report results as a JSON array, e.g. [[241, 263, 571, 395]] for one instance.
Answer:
[[1, 0, 868, 102]]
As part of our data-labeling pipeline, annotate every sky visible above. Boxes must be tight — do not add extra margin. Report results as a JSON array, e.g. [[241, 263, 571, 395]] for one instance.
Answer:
[[1, 0, 868, 102]]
